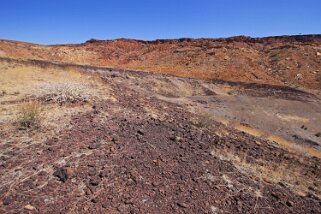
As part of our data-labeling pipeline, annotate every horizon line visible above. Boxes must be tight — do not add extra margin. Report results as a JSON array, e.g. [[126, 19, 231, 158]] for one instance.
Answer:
[[0, 33, 320, 46]]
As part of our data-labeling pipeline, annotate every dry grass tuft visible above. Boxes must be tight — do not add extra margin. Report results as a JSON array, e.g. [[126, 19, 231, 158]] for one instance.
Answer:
[[195, 110, 217, 128], [16, 100, 43, 129]]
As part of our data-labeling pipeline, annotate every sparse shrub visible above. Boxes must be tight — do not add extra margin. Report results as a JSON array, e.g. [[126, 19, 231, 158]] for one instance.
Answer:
[[86, 38, 99, 43], [36, 82, 91, 105], [197, 111, 214, 128], [16, 101, 43, 129]]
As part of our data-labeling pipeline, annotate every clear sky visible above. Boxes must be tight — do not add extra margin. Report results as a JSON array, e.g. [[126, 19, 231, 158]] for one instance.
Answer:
[[0, 0, 320, 44]]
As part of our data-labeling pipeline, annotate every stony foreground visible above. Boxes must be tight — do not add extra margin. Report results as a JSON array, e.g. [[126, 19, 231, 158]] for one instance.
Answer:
[[0, 60, 321, 213]]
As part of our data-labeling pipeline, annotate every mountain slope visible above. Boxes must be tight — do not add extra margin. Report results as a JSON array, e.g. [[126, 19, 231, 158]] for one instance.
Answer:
[[0, 35, 321, 89]]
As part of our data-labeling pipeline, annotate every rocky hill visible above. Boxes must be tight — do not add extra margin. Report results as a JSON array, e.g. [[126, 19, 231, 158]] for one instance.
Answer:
[[0, 35, 321, 89]]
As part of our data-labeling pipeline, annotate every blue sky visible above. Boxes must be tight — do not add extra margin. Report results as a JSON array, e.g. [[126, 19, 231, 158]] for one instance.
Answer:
[[0, 0, 320, 44]]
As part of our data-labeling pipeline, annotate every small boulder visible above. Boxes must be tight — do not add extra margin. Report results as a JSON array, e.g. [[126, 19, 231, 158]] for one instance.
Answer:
[[90, 176, 101, 186], [169, 136, 176, 141], [53, 167, 68, 182], [88, 143, 101, 150], [271, 192, 279, 200], [286, 200, 293, 207], [137, 129, 144, 135], [296, 73, 303, 80], [91, 198, 98, 203], [66, 167, 74, 178], [24, 204, 36, 210], [177, 202, 188, 208], [2, 197, 11, 206]]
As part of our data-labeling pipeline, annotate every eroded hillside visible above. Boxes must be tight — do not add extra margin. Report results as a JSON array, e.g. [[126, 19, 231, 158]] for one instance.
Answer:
[[0, 35, 321, 90]]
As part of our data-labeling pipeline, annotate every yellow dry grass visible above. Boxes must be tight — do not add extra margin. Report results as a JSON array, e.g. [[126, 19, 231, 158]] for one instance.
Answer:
[[196, 110, 321, 198], [210, 147, 321, 198], [0, 61, 113, 145], [232, 123, 321, 159], [15, 100, 43, 129], [276, 113, 309, 123], [196, 112, 321, 159]]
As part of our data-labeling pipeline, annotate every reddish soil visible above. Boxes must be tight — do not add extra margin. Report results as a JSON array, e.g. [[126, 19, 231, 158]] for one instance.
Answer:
[[1, 34, 321, 89]]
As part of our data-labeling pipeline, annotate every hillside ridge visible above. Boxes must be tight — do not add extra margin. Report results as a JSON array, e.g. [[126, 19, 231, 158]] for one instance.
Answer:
[[0, 34, 320, 89]]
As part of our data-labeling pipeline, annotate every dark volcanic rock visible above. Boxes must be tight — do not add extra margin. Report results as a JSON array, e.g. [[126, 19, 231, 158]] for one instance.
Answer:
[[137, 129, 144, 135], [2, 197, 11, 206], [90, 176, 101, 186], [88, 143, 101, 150], [53, 167, 69, 182]]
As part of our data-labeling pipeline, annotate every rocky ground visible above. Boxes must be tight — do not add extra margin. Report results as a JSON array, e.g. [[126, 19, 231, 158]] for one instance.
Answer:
[[0, 60, 321, 213]]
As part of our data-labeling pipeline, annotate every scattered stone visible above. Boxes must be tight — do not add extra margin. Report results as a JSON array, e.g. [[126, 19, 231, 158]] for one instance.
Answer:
[[85, 189, 92, 196], [53, 167, 68, 182], [2, 197, 11, 206], [24, 204, 35, 210], [301, 125, 308, 130], [271, 192, 279, 200], [88, 143, 101, 150], [177, 202, 188, 208], [137, 129, 144, 135], [124, 198, 134, 205], [103, 209, 118, 214], [99, 170, 108, 178], [66, 167, 74, 178], [317, 52, 321, 56], [296, 73, 303, 80], [88, 162, 96, 167], [286, 200, 294, 207], [211, 206, 219, 213], [91, 198, 98, 203], [169, 135, 182, 142], [109, 147, 116, 153], [75, 188, 85, 197], [169, 136, 176, 141], [117, 204, 127, 212], [111, 136, 118, 143], [90, 176, 101, 186], [315, 132, 321, 137], [152, 181, 160, 187]]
